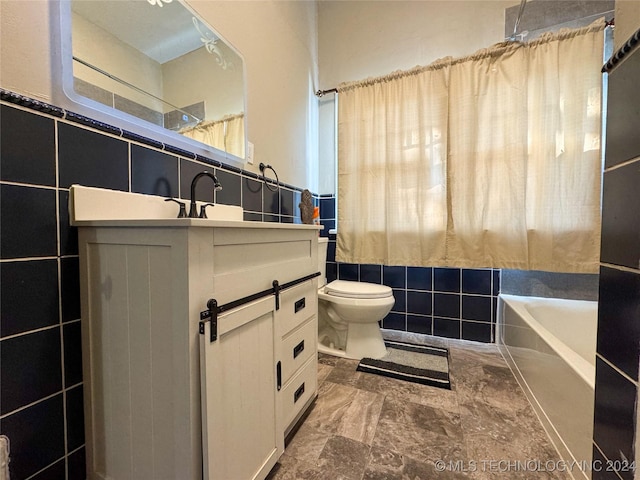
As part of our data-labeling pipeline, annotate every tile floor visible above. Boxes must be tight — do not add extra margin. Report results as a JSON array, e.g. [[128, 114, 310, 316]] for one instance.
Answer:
[[267, 331, 573, 480]]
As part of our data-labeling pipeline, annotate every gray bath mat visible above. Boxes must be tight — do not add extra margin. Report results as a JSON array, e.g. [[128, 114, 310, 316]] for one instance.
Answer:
[[356, 341, 451, 389]]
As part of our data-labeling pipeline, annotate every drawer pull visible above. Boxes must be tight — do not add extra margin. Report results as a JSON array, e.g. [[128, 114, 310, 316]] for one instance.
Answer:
[[294, 382, 305, 403], [276, 361, 282, 391], [294, 297, 306, 313], [293, 340, 305, 359]]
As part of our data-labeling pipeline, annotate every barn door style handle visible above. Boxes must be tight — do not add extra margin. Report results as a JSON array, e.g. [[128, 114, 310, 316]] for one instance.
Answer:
[[276, 361, 282, 391], [293, 340, 305, 359]]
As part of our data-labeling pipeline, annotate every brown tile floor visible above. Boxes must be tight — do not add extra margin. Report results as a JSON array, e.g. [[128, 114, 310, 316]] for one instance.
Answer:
[[267, 331, 573, 480]]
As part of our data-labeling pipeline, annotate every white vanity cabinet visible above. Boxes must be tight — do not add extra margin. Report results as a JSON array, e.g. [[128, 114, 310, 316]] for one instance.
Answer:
[[275, 280, 318, 438], [72, 190, 320, 480], [200, 295, 280, 480]]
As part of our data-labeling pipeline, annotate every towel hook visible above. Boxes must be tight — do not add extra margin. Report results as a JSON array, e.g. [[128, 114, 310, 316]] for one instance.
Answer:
[[259, 163, 279, 192]]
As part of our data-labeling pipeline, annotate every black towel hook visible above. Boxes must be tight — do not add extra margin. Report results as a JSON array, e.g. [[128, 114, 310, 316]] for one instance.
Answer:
[[259, 163, 279, 192]]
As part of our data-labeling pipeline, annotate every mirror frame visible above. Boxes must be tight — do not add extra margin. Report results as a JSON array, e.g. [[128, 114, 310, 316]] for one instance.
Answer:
[[51, 0, 247, 168]]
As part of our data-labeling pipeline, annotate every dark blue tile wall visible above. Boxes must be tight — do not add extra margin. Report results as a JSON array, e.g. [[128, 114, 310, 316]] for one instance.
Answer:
[[0, 104, 56, 186], [434, 267, 460, 292], [242, 177, 263, 213], [66, 449, 86, 480], [131, 145, 179, 197], [59, 191, 78, 256], [1, 184, 57, 258], [408, 267, 432, 290], [58, 122, 129, 191], [604, 40, 640, 169], [600, 160, 640, 270], [31, 459, 67, 480], [593, 359, 636, 480], [0, 394, 65, 480], [500, 269, 600, 301], [65, 386, 85, 453], [592, 446, 625, 480], [180, 159, 216, 203], [1, 328, 62, 415], [597, 267, 640, 381], [215, 169, 242, 207], [63, 322, 83, 388], [360, 264, 382, 284], [319, 193, 335, 236], [1, 259, 59, 336], [264, 185, 280, 215], [322, 215, 500, 343], [0, 92, 312, 479], [593, 39, 640, 480]]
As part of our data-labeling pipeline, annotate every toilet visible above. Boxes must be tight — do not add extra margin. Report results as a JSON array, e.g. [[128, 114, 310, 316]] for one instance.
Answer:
[[317, 237, 395, 360]]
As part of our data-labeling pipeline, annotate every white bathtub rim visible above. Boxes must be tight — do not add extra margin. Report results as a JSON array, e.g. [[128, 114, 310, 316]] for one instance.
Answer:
[[498, 342, 590, 480], [498, 294, 596, 391]]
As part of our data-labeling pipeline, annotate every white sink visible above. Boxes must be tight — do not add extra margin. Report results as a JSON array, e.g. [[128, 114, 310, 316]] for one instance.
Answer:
[[69, 185, 244, 224]]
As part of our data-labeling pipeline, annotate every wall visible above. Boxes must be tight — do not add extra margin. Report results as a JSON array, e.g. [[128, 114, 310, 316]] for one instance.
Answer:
[[72, 11, 164, 112], [613, 0, 640, 49], [186, 0, 320, 189], [316, 0, 614, 197], [0, 91, 309, 479], [592, 4, 640, 478], [504, 0, 614, 39], [0, 1, 319, 477], [318, 0, 516, 89], [316, 0, 517, 196], [0, 0, 319, 191], [0, 1, 53, 101], [501, 270, 600, 301], [317, 94, 336, 195], [162, 44, 244, 121], [315, 0, 611, 343], [2, 0, 636, 477], [319, 197, 500, 343]]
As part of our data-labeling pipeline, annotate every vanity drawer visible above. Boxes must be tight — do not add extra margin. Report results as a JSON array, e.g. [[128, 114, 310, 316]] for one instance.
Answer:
[[278, 279, 317, 336], [280, 316, 317, 385], [281, 355, 317, 429]]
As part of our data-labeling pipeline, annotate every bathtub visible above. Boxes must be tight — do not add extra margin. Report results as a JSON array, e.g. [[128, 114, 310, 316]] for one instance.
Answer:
[[497, 294, 597, 480]]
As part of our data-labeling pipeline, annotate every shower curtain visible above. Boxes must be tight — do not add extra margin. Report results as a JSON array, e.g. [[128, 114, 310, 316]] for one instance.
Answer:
[[336, 20, 605, 273], [180, 113, 245, 158]]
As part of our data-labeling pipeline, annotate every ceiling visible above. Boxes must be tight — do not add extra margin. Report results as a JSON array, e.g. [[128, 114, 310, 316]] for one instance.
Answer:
[[71, 0, 219, 64]]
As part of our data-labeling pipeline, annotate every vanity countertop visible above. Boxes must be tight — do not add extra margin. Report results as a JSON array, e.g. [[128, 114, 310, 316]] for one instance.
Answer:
[[71, 217, 322, 230], [69, 184, 322, 231]]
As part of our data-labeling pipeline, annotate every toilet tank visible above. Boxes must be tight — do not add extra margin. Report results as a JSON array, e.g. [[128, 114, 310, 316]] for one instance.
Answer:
[[318, 237, 328, 287]]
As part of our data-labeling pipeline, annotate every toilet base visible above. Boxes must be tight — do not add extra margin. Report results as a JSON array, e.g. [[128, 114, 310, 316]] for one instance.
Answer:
[[317, 343, 347, 358], [318, 321, 388, 360], [345, 321, 388, 360]]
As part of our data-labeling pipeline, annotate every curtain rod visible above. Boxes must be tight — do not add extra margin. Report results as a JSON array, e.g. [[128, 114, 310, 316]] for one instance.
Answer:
[[507, 0, 528, 41], [316, 88, 338, 97]]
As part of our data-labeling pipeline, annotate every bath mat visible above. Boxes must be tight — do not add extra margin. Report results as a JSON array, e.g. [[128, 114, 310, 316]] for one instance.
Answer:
[[356, 341, 451, 389]]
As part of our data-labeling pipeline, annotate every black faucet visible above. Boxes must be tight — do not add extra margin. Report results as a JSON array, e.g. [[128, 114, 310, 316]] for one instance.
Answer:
[[189, 171, 222, 218]]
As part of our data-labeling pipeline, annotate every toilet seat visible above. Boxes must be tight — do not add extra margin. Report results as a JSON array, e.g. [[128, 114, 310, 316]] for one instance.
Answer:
[[324, 280, 392, 299]]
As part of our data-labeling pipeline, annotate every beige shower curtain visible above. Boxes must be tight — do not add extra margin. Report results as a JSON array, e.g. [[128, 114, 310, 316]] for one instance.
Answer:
[[336, 20, 604, 273], [224, 114, 245, 158], [180, 113, 245, 158]]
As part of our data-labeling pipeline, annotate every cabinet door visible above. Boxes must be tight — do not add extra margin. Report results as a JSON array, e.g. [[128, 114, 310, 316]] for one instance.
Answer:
[[200, 295, 283, 480]]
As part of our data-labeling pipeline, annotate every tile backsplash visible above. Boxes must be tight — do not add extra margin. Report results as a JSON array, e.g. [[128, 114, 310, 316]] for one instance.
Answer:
[[501, 269, 600, 301]]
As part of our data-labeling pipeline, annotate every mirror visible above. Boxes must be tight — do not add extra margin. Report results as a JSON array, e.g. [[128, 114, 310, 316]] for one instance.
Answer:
[[60, 0, 245, 161]]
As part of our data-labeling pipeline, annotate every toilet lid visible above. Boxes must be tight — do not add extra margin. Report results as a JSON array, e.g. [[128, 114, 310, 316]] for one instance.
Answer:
[[325, 280, 393, 299]]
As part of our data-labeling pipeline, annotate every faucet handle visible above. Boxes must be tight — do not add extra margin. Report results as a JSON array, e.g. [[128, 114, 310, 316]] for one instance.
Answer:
[[165, 198, 187, 218], [199, 203, 216, 218]]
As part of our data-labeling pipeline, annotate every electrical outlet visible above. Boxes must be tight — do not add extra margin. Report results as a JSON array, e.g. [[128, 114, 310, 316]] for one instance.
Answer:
[[247, 141, 255, 165]]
